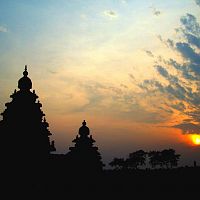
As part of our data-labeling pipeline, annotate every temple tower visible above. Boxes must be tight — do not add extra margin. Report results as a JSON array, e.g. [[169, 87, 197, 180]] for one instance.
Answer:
[[67, 120, 104, 172], [0, 66, 56, 167]]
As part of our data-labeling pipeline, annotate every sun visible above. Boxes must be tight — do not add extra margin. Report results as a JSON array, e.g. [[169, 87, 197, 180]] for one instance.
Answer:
[[190, 134, 200, 145]]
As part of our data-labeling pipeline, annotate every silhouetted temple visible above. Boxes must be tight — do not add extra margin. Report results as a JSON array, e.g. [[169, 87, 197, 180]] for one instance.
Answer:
[[67, 120, 104, 172], [0, 66, 56, 171]]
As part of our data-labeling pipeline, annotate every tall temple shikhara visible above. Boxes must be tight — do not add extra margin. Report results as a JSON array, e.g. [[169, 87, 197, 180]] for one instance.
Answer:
[[67, 120, 104, 171], [0, 66, 56, 167]]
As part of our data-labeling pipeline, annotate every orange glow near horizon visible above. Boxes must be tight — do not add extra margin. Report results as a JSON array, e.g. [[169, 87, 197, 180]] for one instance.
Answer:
[[181, 134, 200, 146]]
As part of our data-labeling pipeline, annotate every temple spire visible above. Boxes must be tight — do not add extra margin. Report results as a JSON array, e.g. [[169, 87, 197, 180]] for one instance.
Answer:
[[23, 65, 28, 77], [18, 65, 32, 91], [82, 120, 86, 126]]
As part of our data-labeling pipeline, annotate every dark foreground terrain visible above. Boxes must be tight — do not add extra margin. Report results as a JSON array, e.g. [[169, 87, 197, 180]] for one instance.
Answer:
[[2, 166, 199, 199]]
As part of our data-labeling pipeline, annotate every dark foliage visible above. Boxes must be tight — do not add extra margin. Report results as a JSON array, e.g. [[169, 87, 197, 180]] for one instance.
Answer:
[[148, 149, 180, 168]]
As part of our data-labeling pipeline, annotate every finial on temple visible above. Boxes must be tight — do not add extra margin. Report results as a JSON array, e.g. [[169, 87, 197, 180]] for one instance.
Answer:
[[82, 120, 86, 126], [23, 65, 28, 77]]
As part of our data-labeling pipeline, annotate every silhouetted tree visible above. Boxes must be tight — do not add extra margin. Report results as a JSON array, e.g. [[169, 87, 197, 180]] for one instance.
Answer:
[[161, 149, 180, 168], [148, 151, 163, 168], [126, 150, 147, 169], [109, 158, 126, 170], [148, 149, 180, 169]]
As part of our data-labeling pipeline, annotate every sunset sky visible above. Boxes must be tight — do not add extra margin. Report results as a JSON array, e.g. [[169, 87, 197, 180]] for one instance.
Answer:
[[0, 0, 200, 167]]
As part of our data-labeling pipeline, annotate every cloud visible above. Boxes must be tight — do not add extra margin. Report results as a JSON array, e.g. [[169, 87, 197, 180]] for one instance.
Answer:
[[103, 10, 118, 19], [153, 10, 161, 16], [136, 8, 200, 134], [166, 39, 174, 48], [121, 107, 167, 124], [139, 79, 164, 93], [144, 50, 154, 57], [186, 110, 200, 123], [155, 65, 169, 78], [157, 35, 163, 43], [129, 73, 136, 81], [180, 14, 200, 35], [150, 6, 161, 16], [170, 102, 186, 112], [155, 65, 178, 83], [120, 84, 128, 89], [0, 25, 7, 33], [167, 59, 198, 81], [157, 35, 175, 48], [176, 42, 200, 64], [195, 0, 200, 6], [48, 69, 57, 74], [185, 33, 200, 48], [179, 14, 200, 49], [173, 123, 200, 134], [63, 78, 167, 124]]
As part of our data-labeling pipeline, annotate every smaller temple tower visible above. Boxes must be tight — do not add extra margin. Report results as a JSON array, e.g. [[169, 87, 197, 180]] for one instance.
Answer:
[[67, 120, 104, 172]]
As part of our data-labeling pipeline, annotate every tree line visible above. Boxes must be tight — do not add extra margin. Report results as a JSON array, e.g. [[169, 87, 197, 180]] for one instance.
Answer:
[[109, 149, 180, 170]]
